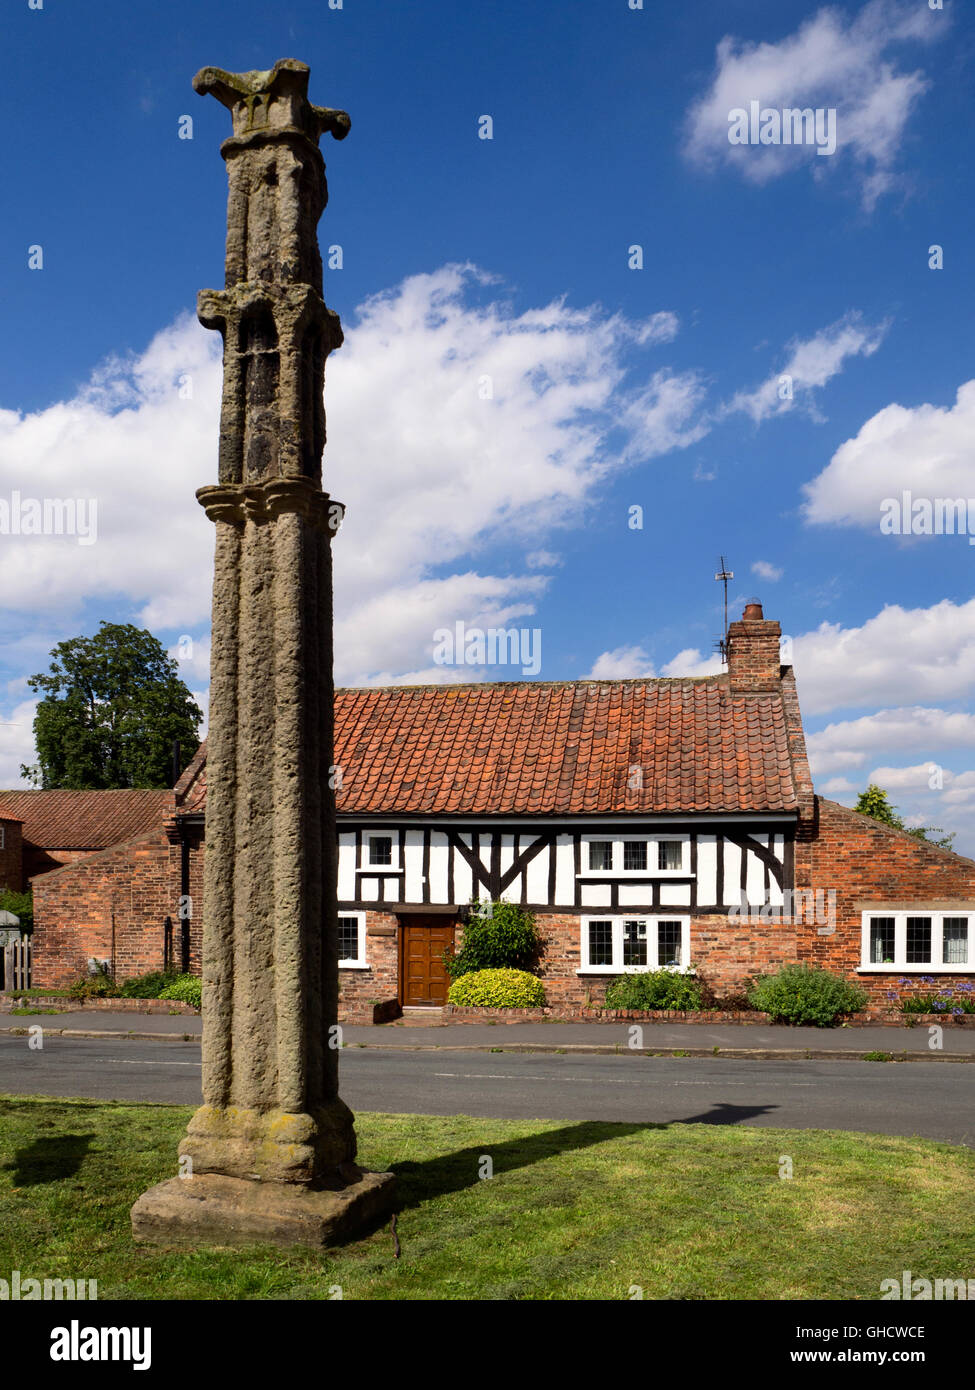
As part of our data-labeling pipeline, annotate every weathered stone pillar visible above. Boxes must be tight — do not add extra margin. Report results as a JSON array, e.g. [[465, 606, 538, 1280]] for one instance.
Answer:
[[132, 59, 395, 1248]]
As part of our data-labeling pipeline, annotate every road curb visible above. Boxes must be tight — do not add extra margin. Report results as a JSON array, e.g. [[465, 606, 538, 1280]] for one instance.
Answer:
[[0, 1027, 200, 1042], [343, 1042, 975, 1062], [2, 1026, 973, 1062]]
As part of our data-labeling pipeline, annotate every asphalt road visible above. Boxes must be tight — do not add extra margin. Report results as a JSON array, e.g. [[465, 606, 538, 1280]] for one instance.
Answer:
[[1, 1034, 974, 1145]]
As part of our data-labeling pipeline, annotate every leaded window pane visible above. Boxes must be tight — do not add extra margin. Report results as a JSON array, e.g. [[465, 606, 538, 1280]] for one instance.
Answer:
[[588, 920, 613, 967], [623, 919, 647, 967], [943, 917, 969, 965], [869, 917, 895, 965], [622, 841, 647, 871], [657, 921, 682, 967], [905, 916, 932, 964]]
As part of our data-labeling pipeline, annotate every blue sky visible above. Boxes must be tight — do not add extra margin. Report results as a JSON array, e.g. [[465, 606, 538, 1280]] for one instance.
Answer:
[[2, 0, 974, 847]]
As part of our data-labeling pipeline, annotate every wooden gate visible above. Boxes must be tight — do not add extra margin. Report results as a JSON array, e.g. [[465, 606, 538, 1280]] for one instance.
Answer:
[[1, 939, 31, 991]]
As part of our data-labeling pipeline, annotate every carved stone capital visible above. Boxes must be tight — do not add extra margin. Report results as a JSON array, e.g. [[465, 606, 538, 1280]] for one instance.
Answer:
[[193, 59, 350, 150], [196, 477, 345, 533]]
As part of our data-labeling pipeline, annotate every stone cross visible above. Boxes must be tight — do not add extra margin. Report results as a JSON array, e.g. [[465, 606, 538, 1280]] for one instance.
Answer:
[[132, 59, 395, 1248]]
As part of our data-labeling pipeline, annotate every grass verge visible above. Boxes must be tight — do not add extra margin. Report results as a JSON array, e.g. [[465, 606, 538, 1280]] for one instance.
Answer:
[[1, 1094, 973, 1300]]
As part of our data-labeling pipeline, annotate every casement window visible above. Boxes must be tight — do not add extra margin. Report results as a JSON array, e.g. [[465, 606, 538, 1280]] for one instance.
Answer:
[[0, 826, 4, 850], [337, 911, 367, 968], [364, 832, 397, 869], [582, 835, 688, 876], [579, 915, 691, 973], [860, 910, 972, 970]]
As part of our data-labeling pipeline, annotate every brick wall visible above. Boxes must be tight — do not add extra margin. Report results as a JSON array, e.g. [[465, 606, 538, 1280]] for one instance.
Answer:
[[338, 909, 400, 1012], [793, 796, 975, 1006], [32, 832, 179, 987], [24, 846, 97, 883], [0, 818, 23, 893]]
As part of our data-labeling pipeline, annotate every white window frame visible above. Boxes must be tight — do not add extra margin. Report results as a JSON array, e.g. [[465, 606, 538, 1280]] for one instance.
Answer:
[[364, 831, 399, 871], [858, 909, 973, 972], [580, 834, 689, 877], [337, 910, 368, 969], [577, 914, 691, 974]]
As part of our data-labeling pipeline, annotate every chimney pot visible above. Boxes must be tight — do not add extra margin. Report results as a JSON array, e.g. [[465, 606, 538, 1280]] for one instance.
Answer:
[[742, 601, 764, 621]]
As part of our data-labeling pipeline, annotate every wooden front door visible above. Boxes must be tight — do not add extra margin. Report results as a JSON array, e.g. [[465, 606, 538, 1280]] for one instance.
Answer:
[[400, 916, 455, 1005]]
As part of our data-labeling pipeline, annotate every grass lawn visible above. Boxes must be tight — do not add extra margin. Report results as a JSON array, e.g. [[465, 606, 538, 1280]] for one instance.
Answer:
[[1, 1094, 974, 1300]]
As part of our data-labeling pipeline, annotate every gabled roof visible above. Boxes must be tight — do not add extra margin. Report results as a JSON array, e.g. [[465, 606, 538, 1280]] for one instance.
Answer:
[[179, 672, 808, 818], [0, 789, 174, 850]]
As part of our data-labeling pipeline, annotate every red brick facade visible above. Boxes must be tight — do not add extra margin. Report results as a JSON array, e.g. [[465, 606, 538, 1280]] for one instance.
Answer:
[[31, 827, 204, 988]]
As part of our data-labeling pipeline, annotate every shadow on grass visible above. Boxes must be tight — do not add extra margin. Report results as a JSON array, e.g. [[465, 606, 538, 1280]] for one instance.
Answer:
[[5, 1133, 93, 1187], [391, 1101, 778, 1211]]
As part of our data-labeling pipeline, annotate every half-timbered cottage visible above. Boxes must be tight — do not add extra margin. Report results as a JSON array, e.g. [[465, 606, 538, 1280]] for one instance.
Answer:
[[29, 601, 975, 1014]]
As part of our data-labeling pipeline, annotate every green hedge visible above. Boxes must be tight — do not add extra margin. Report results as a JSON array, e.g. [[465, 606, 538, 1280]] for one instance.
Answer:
[[447, 968, 545, 1008], [158, 974, 202, 1010], [746, 963, 867, 1027], [444, 901, 541, 980], [603, 969, 703, 1012]]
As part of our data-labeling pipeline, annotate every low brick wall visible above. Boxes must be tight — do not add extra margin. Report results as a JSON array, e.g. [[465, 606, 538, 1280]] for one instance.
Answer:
[[441, 1004, 975, 1028], [0, 993, 199, 1015], [338, 998, 401, 1025]]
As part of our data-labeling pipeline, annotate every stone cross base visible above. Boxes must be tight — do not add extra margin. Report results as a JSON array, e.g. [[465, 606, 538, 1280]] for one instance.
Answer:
[[131, 1169, 395, 1251]]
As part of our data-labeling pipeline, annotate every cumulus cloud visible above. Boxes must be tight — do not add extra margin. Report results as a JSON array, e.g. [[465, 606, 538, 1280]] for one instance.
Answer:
[[803, 379, 975, 531], [724, 313, 888, 423], [807, 708, 975, 774], [791, 599, 975, 716], [586, 646, 656, 680], [683, 0, 942, 208], [0, 264, 708, 745]]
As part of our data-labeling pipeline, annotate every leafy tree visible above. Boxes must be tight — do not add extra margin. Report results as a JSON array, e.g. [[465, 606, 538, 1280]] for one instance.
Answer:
[[854, 783, 955, 852], [444, 900, 541, 980], [0, 887, 32, 934], [21, 623, 202, 790]]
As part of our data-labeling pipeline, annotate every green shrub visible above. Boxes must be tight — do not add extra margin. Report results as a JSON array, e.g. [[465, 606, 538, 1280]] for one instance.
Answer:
[[746, 964, 867, 1027], [118, 970, 178, 999], [158, 974, 202, 1010], [68, 963, 119, 999], [0, 887, 33, 934], [447, 968, 545, 1008], [604, 969, 702, 1012], [444, 901, 541, 980]]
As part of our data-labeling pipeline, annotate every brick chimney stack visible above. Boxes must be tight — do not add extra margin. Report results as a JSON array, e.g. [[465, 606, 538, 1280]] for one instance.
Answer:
[[727, 601, 782, 692]]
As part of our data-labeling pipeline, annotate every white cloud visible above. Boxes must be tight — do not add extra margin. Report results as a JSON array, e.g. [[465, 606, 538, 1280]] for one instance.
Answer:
[[807, 708, 975, 774], [683, 0, 942, 208], [792, 599, 975, 716], [725, 313, 888, 423], [0, 699, 37, 788], [659, 648, 724, 679], [586, 646, 656, 680], [0, 265, 707, 720], [751, 560, 783, 582], [803, 379, 975, 530]]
